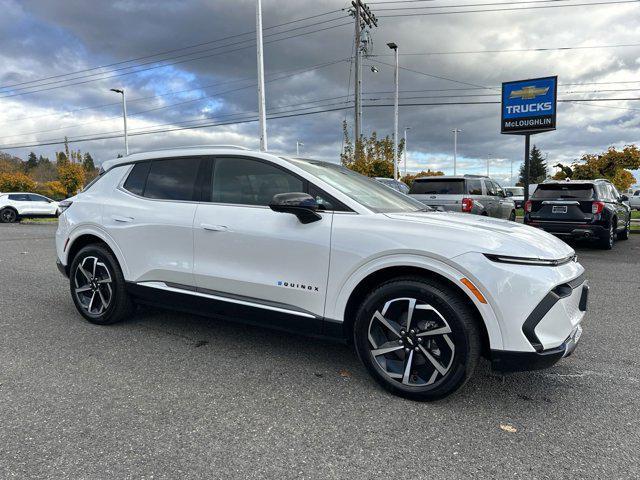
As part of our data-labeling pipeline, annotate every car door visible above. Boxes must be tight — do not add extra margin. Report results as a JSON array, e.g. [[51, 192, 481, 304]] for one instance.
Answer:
[[192, 156, 333, 330], [9, 194, 33, 214], [493, 182, 513, 219], [482, 180, 499, 217], [610, 184, 629, 229], [102, 157, 202, 286], [28, 194, 53, 215]]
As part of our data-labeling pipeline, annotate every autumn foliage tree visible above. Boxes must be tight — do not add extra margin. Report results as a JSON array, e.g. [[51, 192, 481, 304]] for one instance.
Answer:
[[401, 170, 444, 187], [0, 172, 36, 192], [552, 145, 640, 190], [57, 162, 86, 197], [341, 121, 405, 178]]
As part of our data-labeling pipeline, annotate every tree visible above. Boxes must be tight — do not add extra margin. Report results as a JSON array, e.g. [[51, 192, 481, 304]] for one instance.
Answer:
[[57, 162, 85, 196], [0, 172, 36, 192], [25, 151, 38, 171], [56, 151, 68, 165], [340, 121, 405, 177], [36, 181, 67, 200], [518, 144, 547, 184], [552, 145, 640, 190], [82, 152, 95, 171], [401, 169, 444, 187]]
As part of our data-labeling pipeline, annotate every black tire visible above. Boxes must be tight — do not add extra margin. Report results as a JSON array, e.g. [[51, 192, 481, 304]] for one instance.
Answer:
[[0, 207, 18, 223], [618, 216, 630, 241], [69, 244, 135, 325], [597, 221, 615, 250], [353, 276, 481, 401], [508, 210, 516, 222]]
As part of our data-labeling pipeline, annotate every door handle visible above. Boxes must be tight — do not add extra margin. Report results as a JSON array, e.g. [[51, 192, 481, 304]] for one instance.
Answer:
[[201, 223, 229, 232], [112, 215, 134, 223]]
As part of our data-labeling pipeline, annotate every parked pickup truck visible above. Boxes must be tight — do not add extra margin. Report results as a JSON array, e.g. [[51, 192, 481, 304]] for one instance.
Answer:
[[628, 189, 640, 210], [408, 175, 516, 220]]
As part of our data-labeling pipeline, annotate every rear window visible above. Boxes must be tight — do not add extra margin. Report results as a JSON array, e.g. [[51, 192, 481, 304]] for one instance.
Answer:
[[410, 179, 465, 195], [532, 183, 595, 200]]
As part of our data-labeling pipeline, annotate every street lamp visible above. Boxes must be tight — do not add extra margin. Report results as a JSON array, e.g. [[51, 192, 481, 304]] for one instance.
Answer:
[[110, 88, 128, 156], [387, 42, 399, 180], [296, 140, 304, 156], [452, 129, 461, 175], [403, 126, 411, 178]]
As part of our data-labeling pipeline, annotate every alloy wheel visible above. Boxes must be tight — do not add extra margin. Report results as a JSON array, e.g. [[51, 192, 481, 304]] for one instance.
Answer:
[[1, 209, 16, 223], [609, 224, 615, 247], [368, 297, 455, 387], [73, 256, 113, 316]]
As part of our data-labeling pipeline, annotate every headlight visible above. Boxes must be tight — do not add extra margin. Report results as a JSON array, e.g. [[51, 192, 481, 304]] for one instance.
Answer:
[[484, 253, 576, 266], [58, 200, 73, 213]]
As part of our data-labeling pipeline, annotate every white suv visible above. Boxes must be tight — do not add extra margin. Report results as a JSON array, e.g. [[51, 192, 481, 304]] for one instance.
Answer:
[[1, 192, 60, 223], [55, 146, 588, 400]]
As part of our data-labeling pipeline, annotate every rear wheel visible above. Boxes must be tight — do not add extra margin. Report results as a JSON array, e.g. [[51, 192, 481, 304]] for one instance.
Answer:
[[598, 221, 615, 250], [353, 277, 481, 401], [0, 208, 18, 223], [618, 217, 630, 241], [69, 244, 135, 325]]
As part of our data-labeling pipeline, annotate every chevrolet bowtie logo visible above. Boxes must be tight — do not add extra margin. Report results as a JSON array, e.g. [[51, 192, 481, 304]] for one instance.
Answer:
[[509, 86, 549, 100]]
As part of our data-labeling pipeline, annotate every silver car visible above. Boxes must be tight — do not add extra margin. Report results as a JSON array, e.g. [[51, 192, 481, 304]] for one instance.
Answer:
[[629, 189, 640, 210], [408, 175, 517, 221]]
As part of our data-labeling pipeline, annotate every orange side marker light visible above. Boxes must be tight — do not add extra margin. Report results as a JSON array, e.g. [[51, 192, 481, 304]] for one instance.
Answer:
[[461, 278, 487, 304]]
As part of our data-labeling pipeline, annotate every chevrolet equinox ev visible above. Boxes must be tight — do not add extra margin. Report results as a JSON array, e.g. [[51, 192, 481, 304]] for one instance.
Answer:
[[55, 146, 588, 400]]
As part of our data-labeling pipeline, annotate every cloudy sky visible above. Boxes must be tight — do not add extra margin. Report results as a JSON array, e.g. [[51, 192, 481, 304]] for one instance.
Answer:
[[1, 0, 639, 186]]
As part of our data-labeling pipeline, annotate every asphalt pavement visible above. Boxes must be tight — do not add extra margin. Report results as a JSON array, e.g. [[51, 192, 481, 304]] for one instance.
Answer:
[[1, 223, 638, 479]]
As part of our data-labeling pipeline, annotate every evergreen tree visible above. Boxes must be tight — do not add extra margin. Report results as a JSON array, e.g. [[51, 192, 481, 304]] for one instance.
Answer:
[[82, 152, 95, 171], [518, 144, 548, 184], [25, 151, 38, 171], [37, 154, 51, 165]]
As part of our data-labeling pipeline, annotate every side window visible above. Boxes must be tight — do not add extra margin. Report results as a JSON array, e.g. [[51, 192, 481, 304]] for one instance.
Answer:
[[144, 158, 201, 201], [484, 180, 498, 196], [308, 184, 349, 212], [610, 185, 621, 200], [467, 179, 482, 195], [494, 182, 506, 198], [123, 161, 151, 196], [211, 157, 303, 206], [634, 191, 640, 196], [29, 194, 48, 202], [9, 194, 30, 201]]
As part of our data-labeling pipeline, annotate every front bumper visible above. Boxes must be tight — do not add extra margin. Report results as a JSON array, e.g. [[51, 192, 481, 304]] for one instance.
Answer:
[[491, 324, 583, 373]]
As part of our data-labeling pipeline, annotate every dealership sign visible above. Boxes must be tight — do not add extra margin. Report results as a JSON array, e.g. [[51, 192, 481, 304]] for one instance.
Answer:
[[501, 76, 557, 134]]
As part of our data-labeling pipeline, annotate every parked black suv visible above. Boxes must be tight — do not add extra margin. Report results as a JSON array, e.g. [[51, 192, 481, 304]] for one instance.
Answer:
[[524, 179, 631, 249]]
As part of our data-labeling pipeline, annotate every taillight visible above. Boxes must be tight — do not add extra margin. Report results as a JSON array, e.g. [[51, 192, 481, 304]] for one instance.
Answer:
[[592, 201, 604, 214], [58, 200, 73, 213], [461, 197, 473, 213], [524, 200, 532, 213]]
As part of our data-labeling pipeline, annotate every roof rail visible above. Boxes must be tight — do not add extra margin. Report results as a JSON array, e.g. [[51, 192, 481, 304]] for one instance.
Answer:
[[463, 174, 487, 178], [141, 144, 251, 153]]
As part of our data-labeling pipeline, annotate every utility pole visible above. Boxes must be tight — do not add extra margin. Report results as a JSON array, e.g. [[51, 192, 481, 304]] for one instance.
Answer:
[[110, 88, 128, 156], [486, 156, 490, 177], [350, 1, 377, 142], [403, 126, 410, 177], [256, 0, 267, 151], [388, 42, 399, 180], [296, 141, 303, 156], [510, 159, 514, 185], [452, 129, 461, 175]]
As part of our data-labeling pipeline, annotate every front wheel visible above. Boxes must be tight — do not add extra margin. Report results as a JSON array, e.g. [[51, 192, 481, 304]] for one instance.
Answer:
[[69, 244, 135, 325], [0, 208, 18, 223], [353, 277, 481, 401]]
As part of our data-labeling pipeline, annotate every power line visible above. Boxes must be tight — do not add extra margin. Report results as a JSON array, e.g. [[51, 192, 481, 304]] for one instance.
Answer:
[[373, 0, 578, 10], [371, 42, 640, 56], [374, 0, 640, 16], [0, 9, 343, 91]]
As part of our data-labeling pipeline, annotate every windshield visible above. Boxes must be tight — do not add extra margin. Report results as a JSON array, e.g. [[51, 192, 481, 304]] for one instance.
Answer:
[[410, 179, 465, 195], [284, 158, 427, 213], [504, 187, 524, 196], [533, 183, 595, 200]]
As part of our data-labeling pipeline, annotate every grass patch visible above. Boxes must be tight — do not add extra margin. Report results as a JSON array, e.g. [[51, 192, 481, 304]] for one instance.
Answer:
[[516, 208, 524, 217], [20, 217, 58, 224], [631, 210, 640, 220]]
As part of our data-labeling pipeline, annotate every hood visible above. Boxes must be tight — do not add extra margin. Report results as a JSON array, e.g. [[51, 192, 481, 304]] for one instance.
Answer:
[[384, 211, 575, 260]]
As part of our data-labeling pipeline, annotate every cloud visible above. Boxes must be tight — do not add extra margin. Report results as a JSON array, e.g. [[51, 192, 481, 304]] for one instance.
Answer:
[[0, 0, 638, 187]]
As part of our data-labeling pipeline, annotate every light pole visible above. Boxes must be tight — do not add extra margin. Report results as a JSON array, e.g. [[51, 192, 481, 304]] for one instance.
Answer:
[[403, 126, 411, 178], [387, 42, 399, 180], [256, 0, 267, 151], [486, 155, 491, 177], [510, 159, 514, 185], [452, 129, 461, 175], [296, 141, 304, 156], [110, 88, 128, 156]]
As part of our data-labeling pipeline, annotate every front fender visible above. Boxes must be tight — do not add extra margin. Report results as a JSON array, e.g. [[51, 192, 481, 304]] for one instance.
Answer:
[[327, 253, 504, 351]]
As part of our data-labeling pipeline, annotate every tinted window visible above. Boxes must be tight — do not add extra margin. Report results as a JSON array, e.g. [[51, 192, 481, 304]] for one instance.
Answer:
[[9, 194, 30, 201], [28, 194, 48, 202], [467, 179, 482, 195], [410, 179, 465, 195], [634, 191, 639, 196], [123, 161, 151, 196], [212, 157, 303, 206], [144, 158, 200, 201], [532, 184, 595, 200], [485, 181, 498, 196]]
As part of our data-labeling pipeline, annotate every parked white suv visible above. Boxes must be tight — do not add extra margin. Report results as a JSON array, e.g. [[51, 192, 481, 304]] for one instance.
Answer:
[[0, 192, 59, 223], [55, 146, 588, 400]]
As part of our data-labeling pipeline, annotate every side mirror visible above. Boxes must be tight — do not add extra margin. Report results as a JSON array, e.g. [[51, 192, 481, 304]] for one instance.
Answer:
[[269, 192, 322, 224], [620, 194, 629, 202], [505, 191, 513, 197]]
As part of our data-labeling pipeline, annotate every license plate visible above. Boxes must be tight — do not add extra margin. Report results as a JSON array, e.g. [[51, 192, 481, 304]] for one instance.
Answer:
[[552, 206, 567, 214]]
